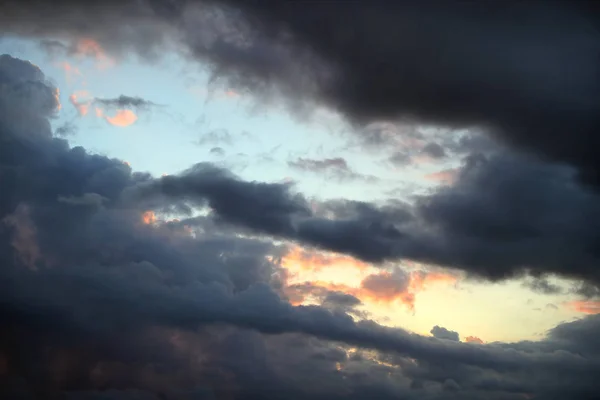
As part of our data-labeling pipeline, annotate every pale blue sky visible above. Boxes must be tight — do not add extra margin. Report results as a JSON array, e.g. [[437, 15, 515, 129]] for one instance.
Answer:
[[0, 36, 453, 204]]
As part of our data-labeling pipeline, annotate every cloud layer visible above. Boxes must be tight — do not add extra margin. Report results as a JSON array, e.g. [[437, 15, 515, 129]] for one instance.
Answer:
[[2, 0, 600, 397]]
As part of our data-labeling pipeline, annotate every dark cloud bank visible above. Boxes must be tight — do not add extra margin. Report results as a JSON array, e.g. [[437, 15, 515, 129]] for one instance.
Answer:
[[0, 52, 597, 400], [2, 0, 600, 398]]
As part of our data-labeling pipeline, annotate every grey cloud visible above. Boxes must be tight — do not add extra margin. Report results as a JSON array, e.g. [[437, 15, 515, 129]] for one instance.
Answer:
[[129, 148, 600, 292], [93, 95, 159, 110], [322, 292, 362, 309], [209, 146, 225, 156], [288, 157, 378, 183], [431, 326, 460, 342], [421, 143, 446, 159], [194, 129, 234, 146], [523, 278, 564, 295]]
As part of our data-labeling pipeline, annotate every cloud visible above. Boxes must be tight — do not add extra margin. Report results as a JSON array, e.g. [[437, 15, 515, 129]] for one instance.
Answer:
[[40, 38, 115, 69], [465, 336, 484, 344], [194, 128, 234, 146], [126, 148, 600, 294], [67, 93, 156, 127], [69, 90, 92, 115], [103, 109, 138, 127], [3, 54, 600, 399], [55, 61, 82, 84], [4, 0, 600, 392], [424, 168, 459, 185], [421, 143, 446, 160], [285, 268, 455, 312], [94, 95, 158, 110], [289, 157, 378, 183], [430, 326, 460, 342], [568, 300, 600, 315], [523, 278, 564, 295]]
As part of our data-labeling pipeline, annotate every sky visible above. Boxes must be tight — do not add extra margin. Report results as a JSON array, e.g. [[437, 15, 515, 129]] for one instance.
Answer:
[[1, 1, 600, 399]]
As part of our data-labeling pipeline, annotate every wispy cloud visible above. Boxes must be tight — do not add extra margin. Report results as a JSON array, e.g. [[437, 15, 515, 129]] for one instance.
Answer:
[[289, 157, 379, 183]]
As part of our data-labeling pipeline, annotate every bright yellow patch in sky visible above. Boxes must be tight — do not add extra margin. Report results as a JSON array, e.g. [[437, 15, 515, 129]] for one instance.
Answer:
[[280, 245, 588, 343]]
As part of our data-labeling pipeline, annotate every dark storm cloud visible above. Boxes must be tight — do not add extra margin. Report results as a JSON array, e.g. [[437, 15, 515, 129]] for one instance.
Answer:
[[3, 55, 600, 399], [129, 148, 600, 290]]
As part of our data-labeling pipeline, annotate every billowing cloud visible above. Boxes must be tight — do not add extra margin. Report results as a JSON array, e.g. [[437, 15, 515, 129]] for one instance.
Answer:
[[127, 148, 600, 294]]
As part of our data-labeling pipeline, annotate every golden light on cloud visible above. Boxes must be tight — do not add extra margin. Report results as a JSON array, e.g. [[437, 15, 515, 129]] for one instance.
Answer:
[[105, 109, 138, 127], [75, 38, 115, 70], [282, 246, 370, 275], [568, 300, 600, 314], [409, 270, 458, 292], [281, 246, 457, 312], [424, 168, 459, 184], [69, 90, 92, 116], [142, 211, 157, 225], [54, 88, 62, 112], [465, 336, 484, 344]]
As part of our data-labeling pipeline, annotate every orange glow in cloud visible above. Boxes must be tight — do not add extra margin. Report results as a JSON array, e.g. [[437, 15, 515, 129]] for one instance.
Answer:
[[105, 109, 138, 127], [282, 246, 370, 274], [284, 263, 456, 311], [54, 88, 62, 112], [75, 38, 115, 69], [281, 246, 457, 311], [359, 271, 413, 305], [568, 300, 600, 314], [409, 270, 457, 292], [424, 168, 459, 184], [224, 89, 240, 98], [69, 90, 92, 116], [142, 211, 157, 225], [465, 336, 484, 344]]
